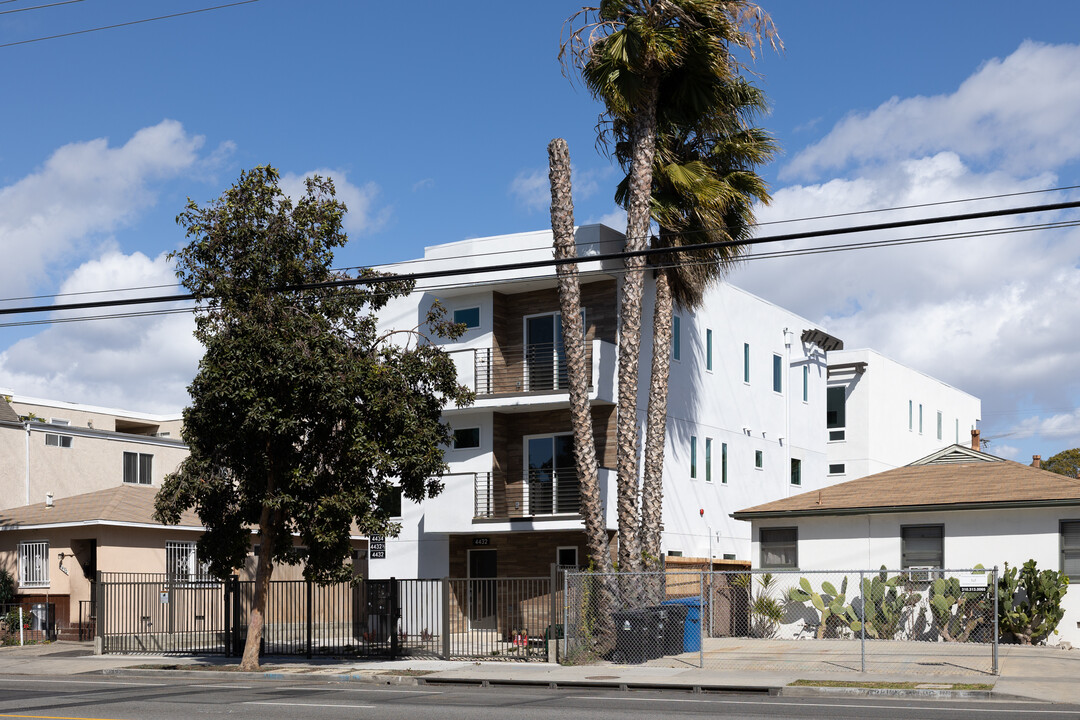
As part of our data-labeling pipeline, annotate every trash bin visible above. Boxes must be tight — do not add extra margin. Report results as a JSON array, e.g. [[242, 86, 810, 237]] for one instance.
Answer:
[[661, 597, 702, 653], [611, 609, 653, 664], [649, 603, 687, 655]]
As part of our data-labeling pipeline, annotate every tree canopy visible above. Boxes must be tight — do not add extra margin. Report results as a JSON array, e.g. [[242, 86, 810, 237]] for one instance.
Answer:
[[1042, 448, 1080, 477], [154, 166, 470, 668]]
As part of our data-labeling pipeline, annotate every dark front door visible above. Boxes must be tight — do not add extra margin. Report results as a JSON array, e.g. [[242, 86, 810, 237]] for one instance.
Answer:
[[468, 549, 497, 630]]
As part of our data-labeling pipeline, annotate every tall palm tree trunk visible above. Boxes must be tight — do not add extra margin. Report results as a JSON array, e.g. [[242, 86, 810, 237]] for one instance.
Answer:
[[614, 78, 659, 573], [548, 138, 611, 574], [640, 265, 673, 565]]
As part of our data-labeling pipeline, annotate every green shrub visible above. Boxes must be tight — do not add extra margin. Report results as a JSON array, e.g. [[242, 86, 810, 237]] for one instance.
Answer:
[[998, 559, 1068, 645]]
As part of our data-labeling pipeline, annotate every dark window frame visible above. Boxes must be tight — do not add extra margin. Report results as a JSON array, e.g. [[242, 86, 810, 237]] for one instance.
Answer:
[[452, 427, 481, 450], [901, 524, 944, 571], [453, 307, 481, 329], [760, 527, 797, 569], [1061, 520, 1080, 582]]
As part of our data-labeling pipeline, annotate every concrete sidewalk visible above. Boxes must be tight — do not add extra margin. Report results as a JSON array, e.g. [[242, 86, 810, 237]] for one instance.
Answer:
[[1, 641, 1078, 705]]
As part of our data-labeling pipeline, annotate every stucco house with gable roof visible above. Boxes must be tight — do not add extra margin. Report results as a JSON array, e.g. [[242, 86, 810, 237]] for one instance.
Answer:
[[733, 435, 1080, 644]]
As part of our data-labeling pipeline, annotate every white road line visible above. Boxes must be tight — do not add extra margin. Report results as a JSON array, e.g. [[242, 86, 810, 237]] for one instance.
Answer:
[[272, 686, 441, 694], [187, 684, 253, 689], [565, 696, 1074, 714], [0, 679, 166, 687], [245, 701, 376, 709]]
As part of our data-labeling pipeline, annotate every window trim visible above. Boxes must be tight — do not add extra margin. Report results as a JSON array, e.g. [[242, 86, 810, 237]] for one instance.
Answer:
[[901, 524, 944, 571], [452, 427, 481, 450], [790, 457, 801, 486], [936, 411, 943, 441], [452, 306, 481, 330], [45, 433, 72, 448], [743, 343, 750, 384], [1061, 520, 1080, 582], [772, 354, 783, 394], [123, 451, 153, 485], [919, 403, 924, 434], [828, 463, 846, 475], [759, 527, 797, 569], [556, 546, 579, 568], [672, 315, 681, 362], [802, 366, 809, 403], [909, 400, 913, 431], [754, 449, 763, 470], [18, 540, 49, 589], [705, 437, 712, 483], [690, 435, 697, 479], [705, 328, 713, 372]]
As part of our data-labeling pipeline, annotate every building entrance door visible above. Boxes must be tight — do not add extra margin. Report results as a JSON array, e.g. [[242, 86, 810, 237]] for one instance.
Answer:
[[468, 549, 497, 630]]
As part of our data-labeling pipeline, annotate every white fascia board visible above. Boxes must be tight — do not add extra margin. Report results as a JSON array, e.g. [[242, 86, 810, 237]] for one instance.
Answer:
[[12, 393, 182, 422], [28, 422, 187, 449], [0, 520, 205, 532]]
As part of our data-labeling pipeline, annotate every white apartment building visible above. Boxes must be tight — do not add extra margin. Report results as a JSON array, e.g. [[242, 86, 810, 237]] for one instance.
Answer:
[[370, 224, 846, 581], [825, 349, 982, 482]]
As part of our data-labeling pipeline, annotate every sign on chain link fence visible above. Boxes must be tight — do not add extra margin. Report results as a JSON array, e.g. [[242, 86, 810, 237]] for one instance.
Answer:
[[562, 568, 999, 675]]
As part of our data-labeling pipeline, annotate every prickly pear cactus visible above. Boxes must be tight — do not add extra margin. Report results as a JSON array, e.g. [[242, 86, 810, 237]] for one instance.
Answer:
[[860, 567, 917, 640], [790, 576, 860, 638], [998, 560, 1069, 645]]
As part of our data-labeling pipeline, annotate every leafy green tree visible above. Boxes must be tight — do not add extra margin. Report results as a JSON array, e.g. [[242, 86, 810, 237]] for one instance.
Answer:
[[563, 0, 777, 571], [154, 166, 471, 671], [1042, 448, 1080, 477]]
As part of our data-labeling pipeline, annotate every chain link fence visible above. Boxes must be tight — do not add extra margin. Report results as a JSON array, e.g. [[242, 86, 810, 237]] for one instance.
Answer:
[[563, 568, 999, 675]]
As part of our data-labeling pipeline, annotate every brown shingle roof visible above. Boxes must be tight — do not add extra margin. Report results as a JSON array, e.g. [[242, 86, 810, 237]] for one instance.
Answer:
[[0, 398, 20, 424], [733, 456, 1080, 519], [0, 485, 202, 528]]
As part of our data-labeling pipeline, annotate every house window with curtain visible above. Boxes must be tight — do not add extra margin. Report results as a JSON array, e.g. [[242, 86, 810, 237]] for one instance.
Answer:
[[760, 527, 797, 568]]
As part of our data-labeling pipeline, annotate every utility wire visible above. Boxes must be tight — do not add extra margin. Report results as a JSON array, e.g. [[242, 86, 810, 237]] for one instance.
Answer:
[[0, 0, 262, 49], [0, 197, 1075, 321], [0, 0, 84, 16]]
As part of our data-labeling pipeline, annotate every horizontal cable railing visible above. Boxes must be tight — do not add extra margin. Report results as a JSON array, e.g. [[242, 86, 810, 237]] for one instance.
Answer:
[[474, 469, 581, 519]]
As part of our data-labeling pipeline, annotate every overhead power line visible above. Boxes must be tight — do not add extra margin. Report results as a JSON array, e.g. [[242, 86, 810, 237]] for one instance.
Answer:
[[0, 0, 84, 16], [1, 197, 1078, 320]]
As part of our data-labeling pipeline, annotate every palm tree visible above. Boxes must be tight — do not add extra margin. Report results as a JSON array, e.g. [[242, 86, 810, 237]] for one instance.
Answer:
[[618, 79, 777, 563], [548, 138, 613, 574], [563, 0, 777, 573]]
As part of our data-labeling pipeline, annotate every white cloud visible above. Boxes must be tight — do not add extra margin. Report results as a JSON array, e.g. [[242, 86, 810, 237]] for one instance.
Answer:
[[279, 168, 389, 236], [0, 120, 207, 295], [783, 41, 1080, 181], [509, 165, 608, 213], [0, 250, 199, 413], [591, 208, 626, 230]]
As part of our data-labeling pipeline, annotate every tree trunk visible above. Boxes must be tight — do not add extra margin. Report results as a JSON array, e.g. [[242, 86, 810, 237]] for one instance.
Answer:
[[639, 266, 672, 565], [614, 77, 660, 573], [548, 138, 612, 575], [240, 466, 277, 672]]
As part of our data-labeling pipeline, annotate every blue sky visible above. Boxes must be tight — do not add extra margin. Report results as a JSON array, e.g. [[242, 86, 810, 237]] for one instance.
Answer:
[[2, 0, 1080, 465]]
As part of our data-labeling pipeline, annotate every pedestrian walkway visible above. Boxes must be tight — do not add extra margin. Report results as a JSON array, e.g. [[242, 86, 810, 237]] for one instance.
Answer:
[[1, 641, 1079, 705]]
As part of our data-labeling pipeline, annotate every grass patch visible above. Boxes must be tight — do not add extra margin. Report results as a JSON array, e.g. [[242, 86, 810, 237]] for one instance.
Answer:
[[789, 679, 993, 691]]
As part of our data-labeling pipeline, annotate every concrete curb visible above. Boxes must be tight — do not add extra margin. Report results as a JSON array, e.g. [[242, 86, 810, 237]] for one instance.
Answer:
[[780, 685, 995, 700], [101, 668, 424, 685]]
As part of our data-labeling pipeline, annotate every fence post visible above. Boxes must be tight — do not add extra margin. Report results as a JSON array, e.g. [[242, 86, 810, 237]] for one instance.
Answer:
[[992, 566, 999, 675], [306, 577, 314, 659], [390, 577, 399, 660], [224, 576, 233, 658], [699, 573, 704, 669], [563, 570, 569, 661], [231, 575, 243, 657], [441, 577, 451, 660], [94, 570, 104, 654], [859, 570, 865, 673], [549, 563, 558, 664]]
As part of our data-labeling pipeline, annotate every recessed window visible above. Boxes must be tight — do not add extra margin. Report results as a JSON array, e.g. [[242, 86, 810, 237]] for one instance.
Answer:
[[827, 387, 846, 441], [790, 458, 801, 486], [1061, 521, 1080, 582], [453, 427, 481, 449], [901, 525, 943, 572], [936, 411, 943, 441], [705, 329, 713, 371], [690, 436, 697, 479], [743, 343, 750, 383], [754, 450, 763, 470], [802, 366, 809, 403], [453, 307, 481, 329], [557, 546, 578, 568], [721, 442, 728, 484], [18, 541, 49, 588], [672, 315, 681, 361], [772, 354, 783, 393], [828, 463, 845, 475], [705, 438, 713, 483], [760, 527, 797, 569], [387, 488, 403, 518], [45, 434, 72, 448], [123, 452, 152, 484]]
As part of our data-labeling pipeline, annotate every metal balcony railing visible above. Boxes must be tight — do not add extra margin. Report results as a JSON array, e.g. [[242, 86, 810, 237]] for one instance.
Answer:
[[452, 343, 593, 396], [473, 469, 582, 519]]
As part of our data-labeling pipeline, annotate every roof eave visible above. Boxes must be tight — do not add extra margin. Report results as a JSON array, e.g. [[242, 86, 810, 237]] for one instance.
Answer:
[[732, 497, 1080, 521]]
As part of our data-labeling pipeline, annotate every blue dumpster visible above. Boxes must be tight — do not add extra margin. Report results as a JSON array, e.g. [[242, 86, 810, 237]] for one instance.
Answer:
[[661, 597, 701, 652]]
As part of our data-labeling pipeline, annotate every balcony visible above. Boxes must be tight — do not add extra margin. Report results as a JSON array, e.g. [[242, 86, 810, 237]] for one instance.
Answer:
[[473, 469, 582, 519], [446, 339, 616, 409]]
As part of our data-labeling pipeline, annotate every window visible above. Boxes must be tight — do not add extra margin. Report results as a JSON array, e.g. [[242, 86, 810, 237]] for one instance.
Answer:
[[18, 541, 48, 588], [672, 315, 681, 361], [705, 328, 713, 371], [901, 525, 943, 572], [743, 343, 750, 383], [828, 463, 845, 475], [49, 418, 69, 426], [936, 411, 943, 441], [690, 436, 697, 479], [955, 418, 959, 444], [802, 366, 809, 403], [919, 404, 924, 434], [754, 450, 763, 469], [1061, 521, 1080, 582], [452, 427, 481, 449], [790, 458, 801, 486], [721, 442, 728, 484], [666, 550, 683, 557], [826, 386, 846, 441], [166, 540, 211, 582], [453, 307, 480, 329], [772, 354, 783, 393], [760, 527, 797, 569], [909, 400, 913, 431], [123, 452, 152, 484], [705, 438, 712, 483], [45, 433, 72, 448], [387, 488, 403, 518], [557, 546, 579, 568]]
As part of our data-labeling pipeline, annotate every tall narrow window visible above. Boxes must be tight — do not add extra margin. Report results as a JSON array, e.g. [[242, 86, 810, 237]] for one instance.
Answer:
[[743, 343, 750, 383], [772, 354, 783, 393], [936, 411, 943, 441], [705, 438, 713, 482], [672, 315, 681, 361], [755, 450, 763, 469], [790, 458, 801, 486], [18, 541, 49, 588], [705, 329, 713, 371], [1062, 521, 1080, 582], [690, 436, 697, 479], [919, 404, 924, 434], [802, 366, 809, 402], [955, 418, 959, 444], [827, 387, 846, 441], [721, 442, 728, 484], [909, 400, 913, 431]]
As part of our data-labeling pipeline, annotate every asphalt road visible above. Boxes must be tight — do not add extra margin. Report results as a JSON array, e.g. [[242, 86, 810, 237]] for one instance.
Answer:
[[0, 675, 1077, 720]]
